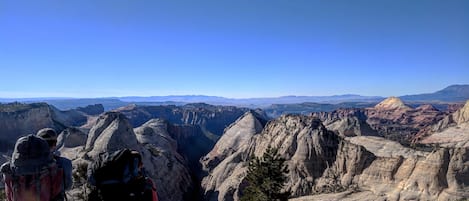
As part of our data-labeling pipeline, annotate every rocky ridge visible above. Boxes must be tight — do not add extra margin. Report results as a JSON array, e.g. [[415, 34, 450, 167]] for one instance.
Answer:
[[66, 112, 193, 201], [201, 115, 340, 200], [312, 97, 447, 145], [201, 111, 268, 171], [419, 100, 469, 147], [114, 103, 252, 137], [202, 108, 469, 201]]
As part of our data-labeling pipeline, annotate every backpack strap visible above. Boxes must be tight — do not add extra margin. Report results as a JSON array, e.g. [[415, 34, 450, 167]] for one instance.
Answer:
[[36, 173, 41, 201]]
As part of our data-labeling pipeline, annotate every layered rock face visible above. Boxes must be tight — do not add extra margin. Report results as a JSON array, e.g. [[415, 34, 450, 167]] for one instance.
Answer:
[[0, 103, 65, 152], [365, 97, 446, 144], [310, 136, 469, 201], [203, 111, 469, 201], [66, 112, 193, 201], [200, 111, 268, 201], [114, 103, 252, 136], [57, 127, 87, 149], [419, 100, 469, 147], [57, 127, 88, 160], [84, 112, 139, 156], [201, 111, 268, 171], [0, 102, 96, 152], [312, 97, 447, 145], [201, 114, 340, 200], [312, 108, 378, 137], [134, 119, 193, 201], [75, 104, 104, 115]]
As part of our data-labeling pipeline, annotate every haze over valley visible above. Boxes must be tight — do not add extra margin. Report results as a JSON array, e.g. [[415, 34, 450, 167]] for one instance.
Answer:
[[1, 0, 468, 200]]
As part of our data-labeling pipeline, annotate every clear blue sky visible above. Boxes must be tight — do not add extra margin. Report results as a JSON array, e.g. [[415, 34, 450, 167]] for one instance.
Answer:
[[1, 0, 468, 98]]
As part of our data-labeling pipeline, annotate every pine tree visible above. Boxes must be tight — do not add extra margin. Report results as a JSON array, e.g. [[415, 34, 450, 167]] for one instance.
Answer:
[[240, 146, 290, 201]]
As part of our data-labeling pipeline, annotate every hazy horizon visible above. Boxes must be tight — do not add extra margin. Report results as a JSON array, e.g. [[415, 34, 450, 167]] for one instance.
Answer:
[[0, 84, 468, 100], [1, 0, 468, 98]]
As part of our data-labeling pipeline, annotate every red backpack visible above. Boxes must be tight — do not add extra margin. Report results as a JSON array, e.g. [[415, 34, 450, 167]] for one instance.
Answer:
[[1, 135, 64, 201]]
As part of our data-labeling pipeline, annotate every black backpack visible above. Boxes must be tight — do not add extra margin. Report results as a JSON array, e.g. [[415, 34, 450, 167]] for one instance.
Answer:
[[87, 149, 155, 201]]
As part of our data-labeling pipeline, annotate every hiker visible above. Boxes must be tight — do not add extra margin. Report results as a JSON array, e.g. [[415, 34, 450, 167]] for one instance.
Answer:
[[36, 128, 73, 192], [1, 134, 65, 201], [87, 149, 158, 201]]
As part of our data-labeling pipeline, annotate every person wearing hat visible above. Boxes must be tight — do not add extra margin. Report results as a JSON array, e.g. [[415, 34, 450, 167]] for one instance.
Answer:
[[37, 128, 73, 193]]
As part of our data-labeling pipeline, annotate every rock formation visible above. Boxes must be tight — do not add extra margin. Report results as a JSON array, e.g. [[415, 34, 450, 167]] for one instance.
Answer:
[[201, 111, 268, 171], [75, 104, 104, 115], [419, 100, 469, 147], [134, 118, 194, 201], [66, 112, 193, 201], [312, 97, 447, 145], [113, 103, 252, 136], [84, 112, 139, 156], [57, 127, 87, 160], [57, 127, 87, 149], [374, 96, 411, 110], [0, 103, 66, 152], [0, 102, 100, 152], [202, 112, 469, 201], [312, 108, 378, 137], [201, 114, 340, 200]]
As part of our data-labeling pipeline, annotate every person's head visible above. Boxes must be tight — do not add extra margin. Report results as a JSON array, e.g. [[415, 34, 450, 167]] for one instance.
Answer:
[[36, 128, 58, 151]]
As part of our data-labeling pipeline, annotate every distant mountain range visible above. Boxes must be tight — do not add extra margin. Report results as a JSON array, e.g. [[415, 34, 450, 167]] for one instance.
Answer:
[[1, 84, 468, 110], [400, 84, 469, 102]]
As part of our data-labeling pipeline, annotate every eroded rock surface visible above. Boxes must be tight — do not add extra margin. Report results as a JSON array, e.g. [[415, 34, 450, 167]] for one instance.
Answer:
[[203, 112, 469, 201], [66, 112, 193, 201]]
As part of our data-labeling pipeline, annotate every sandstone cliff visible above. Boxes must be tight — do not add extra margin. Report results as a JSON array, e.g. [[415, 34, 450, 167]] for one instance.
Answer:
[[312, 97, 447, 145], [114, 103, 252, 136], [419, 100, 469, 147], [201, 110, 268, 171], [312, 108, 378, 137], [201, 115, 340, 200], [202, 113, 469, 201], [66, 112, 193, 201], [134, 118, 194, 201], [0, 102, 98, 152], [0, 103, 65, 152], [57, 127, 87, 160]]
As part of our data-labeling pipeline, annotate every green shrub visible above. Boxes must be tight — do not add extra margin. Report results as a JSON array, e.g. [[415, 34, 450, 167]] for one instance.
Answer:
[[240, 146, 290, 201]]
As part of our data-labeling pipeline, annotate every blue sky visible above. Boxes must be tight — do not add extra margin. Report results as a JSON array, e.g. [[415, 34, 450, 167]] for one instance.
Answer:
[[0, 0, 468, 98]]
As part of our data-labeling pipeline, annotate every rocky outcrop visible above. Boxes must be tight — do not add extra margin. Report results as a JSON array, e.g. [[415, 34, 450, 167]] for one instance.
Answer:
[[134, 119, 193, 201], [430, 100, 469, 132], [0, 102, 98, 152], [75, 104, 104, 115], [114, 103, 252, 136], [201, 115, 340, 200], [419, 100, 469, 147], [66, 112, 193, 201], [84, 112, 139, 157], [312, 109, 378, 137], [316, 136, 469, 201], [310, 97, 446, 144], [57, 127, 87, 149], [365, 98, 445, 144], [0, 103, 65, 152], [57, 127, 87, 160], [374, 96, 411, 110], [203, 113, 469, 201], [201, 111, 267, 171]]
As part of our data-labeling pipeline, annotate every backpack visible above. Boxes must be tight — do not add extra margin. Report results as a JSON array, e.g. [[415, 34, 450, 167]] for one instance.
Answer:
[[87, 149, 158, 201], [1, 134, 65, 201]]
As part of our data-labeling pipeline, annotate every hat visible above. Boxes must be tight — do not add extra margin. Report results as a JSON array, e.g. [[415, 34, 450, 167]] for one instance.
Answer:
[[36, 128, 58, 141]]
